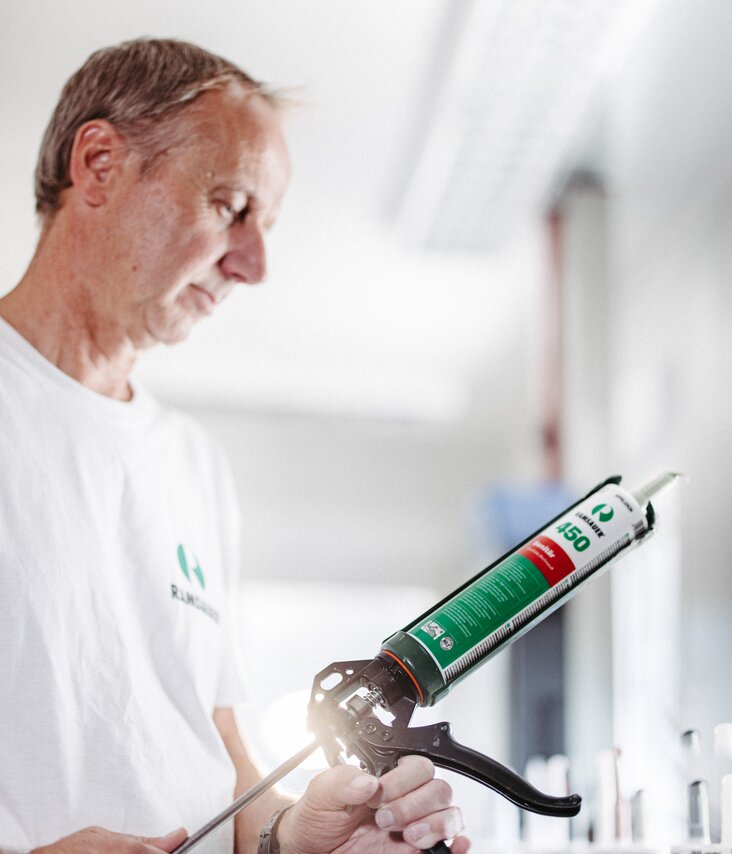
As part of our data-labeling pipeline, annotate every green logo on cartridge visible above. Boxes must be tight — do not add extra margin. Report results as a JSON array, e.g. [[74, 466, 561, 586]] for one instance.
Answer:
[[592, 503, 614, 523]]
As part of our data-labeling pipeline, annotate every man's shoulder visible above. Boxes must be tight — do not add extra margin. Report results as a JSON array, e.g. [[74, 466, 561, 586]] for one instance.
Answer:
[[150, 398, 215, 449], [0, 329, 49, 415], [147, 398, 232, 481]]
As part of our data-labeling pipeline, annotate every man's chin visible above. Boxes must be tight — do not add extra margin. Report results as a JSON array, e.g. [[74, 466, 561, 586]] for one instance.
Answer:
[[141, 316, 198, 349]]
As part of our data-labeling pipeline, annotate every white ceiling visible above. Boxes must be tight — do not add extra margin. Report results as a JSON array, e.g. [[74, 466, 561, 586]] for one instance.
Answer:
[[0, 0, 659, 422]]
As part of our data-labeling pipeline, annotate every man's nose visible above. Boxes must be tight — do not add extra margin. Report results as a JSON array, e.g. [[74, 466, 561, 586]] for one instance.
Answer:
[[219, 220, 267, 284]]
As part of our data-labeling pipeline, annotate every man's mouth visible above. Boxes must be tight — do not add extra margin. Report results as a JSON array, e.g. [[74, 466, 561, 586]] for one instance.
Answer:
[[189, 284, 218, 313]]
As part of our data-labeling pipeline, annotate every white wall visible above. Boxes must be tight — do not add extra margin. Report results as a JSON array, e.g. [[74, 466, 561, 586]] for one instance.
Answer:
[[603, 0, 732, 754], [187, 400, 541, 589], [559, 0, 732, 841]]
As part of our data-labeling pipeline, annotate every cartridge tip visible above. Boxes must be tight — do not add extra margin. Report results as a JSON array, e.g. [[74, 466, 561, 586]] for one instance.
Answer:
[[631, 471, 685, 508], [687, 779, 711, 843], [714, 723, 732, 759], [681, 728, 702, 754]]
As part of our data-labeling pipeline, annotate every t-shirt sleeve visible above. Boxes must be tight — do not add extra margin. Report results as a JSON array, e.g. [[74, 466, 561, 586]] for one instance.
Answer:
[[210, 441, 249, 708], [216, 584, 249, 707]]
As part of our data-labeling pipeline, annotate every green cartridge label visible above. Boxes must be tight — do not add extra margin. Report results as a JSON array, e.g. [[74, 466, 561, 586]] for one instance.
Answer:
[[409, 552, 551, 669], [406, 483, 647, 676]]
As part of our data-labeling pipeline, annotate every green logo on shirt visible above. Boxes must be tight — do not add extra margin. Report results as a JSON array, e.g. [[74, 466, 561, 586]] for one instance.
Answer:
[[172, 544, 218, 622], [177, 544, 205, 589]]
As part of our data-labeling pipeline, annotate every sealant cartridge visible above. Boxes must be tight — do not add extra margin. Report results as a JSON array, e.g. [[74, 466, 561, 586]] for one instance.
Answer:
[[379, 471, 683, 706]]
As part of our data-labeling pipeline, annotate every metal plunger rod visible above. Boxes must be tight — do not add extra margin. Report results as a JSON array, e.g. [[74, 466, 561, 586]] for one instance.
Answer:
[[172, 740, 320, 853]]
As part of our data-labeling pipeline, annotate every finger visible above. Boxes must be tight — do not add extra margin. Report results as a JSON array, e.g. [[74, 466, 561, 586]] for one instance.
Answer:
[[304, 764, 379, 811], [139, 827, 189, 851], [448, 834, 471, 854], [400, 806, 465, 850], [374, 777, 453, 831], [368, 755, 435, 807]]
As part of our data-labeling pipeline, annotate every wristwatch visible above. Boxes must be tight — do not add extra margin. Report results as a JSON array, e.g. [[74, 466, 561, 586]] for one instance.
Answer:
[[257, 806, 290, 854]]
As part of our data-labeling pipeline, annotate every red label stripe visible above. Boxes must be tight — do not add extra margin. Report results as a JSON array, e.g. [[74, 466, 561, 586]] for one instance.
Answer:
[[517, 534, 575, 586]]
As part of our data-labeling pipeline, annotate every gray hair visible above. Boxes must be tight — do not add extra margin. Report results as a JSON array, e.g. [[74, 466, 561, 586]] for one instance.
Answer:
[[35, 38, 278, 220]]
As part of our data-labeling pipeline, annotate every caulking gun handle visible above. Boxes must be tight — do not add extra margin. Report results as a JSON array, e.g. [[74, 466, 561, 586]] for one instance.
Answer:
[[354, 717, 581, 817]]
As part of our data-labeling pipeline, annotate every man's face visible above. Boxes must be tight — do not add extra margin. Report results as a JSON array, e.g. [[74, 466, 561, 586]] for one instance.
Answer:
[[105, 82, 290, 347]]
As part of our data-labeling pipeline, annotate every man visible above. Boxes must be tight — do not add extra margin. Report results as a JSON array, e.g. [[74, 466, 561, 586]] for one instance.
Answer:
[[0, 39, 470, 854]]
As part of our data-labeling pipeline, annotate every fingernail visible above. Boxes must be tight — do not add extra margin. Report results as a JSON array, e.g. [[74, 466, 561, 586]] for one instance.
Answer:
[[405, 822, 430, 844], [160, 828, 186, 841], [154, 828, 187, 849], [350, 773, 376, 792], [375, 808, 394, 829]]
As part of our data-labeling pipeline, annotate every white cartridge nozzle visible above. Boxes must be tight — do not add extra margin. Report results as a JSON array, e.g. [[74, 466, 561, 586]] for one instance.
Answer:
[[722, 774, 732, 846], [631, 789, 647, 844], [632, 470, 685, 508], [688, 779, 711, 843], [682, 729, 702, 754], [714, 723, 732, 759]]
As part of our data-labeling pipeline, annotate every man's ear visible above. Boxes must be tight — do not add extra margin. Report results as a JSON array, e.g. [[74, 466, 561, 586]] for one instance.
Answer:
[[68, 120, 130, 208]]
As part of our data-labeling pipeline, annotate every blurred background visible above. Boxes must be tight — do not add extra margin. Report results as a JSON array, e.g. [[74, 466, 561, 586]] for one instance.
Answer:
[[2, 0, 731, 850]]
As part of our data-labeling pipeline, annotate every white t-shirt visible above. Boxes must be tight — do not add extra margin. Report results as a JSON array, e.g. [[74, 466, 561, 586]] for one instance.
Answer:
[[0, 318, 245, 852]]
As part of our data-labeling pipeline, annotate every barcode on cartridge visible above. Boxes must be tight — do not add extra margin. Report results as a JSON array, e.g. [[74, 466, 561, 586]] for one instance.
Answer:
[[445, 583, 568, 680], [632, 520, 647, 539], [444, 534, 633, 682], [576, 534, 630, 579]]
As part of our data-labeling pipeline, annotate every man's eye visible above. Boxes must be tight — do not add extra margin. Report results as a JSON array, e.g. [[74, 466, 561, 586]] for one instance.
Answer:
[[216, 201, 250, 224], [215, 201, 235, 221]]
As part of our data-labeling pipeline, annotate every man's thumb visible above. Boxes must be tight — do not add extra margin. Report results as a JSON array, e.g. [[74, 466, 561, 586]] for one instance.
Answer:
[[305, 765, 380, 811], [140, 827, 189, 852]]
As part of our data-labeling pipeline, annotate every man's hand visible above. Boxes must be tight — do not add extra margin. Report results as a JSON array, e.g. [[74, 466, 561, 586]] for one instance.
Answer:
[[31, 826, 188, 853], [276, 755, 470, 853]]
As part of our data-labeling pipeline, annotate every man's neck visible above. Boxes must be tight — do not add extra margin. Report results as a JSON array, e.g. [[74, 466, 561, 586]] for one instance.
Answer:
[[0, 223, 138, 402]]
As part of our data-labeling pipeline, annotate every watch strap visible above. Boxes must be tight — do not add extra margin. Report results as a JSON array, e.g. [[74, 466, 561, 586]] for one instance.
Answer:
[[257, 805, 290, 854]]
